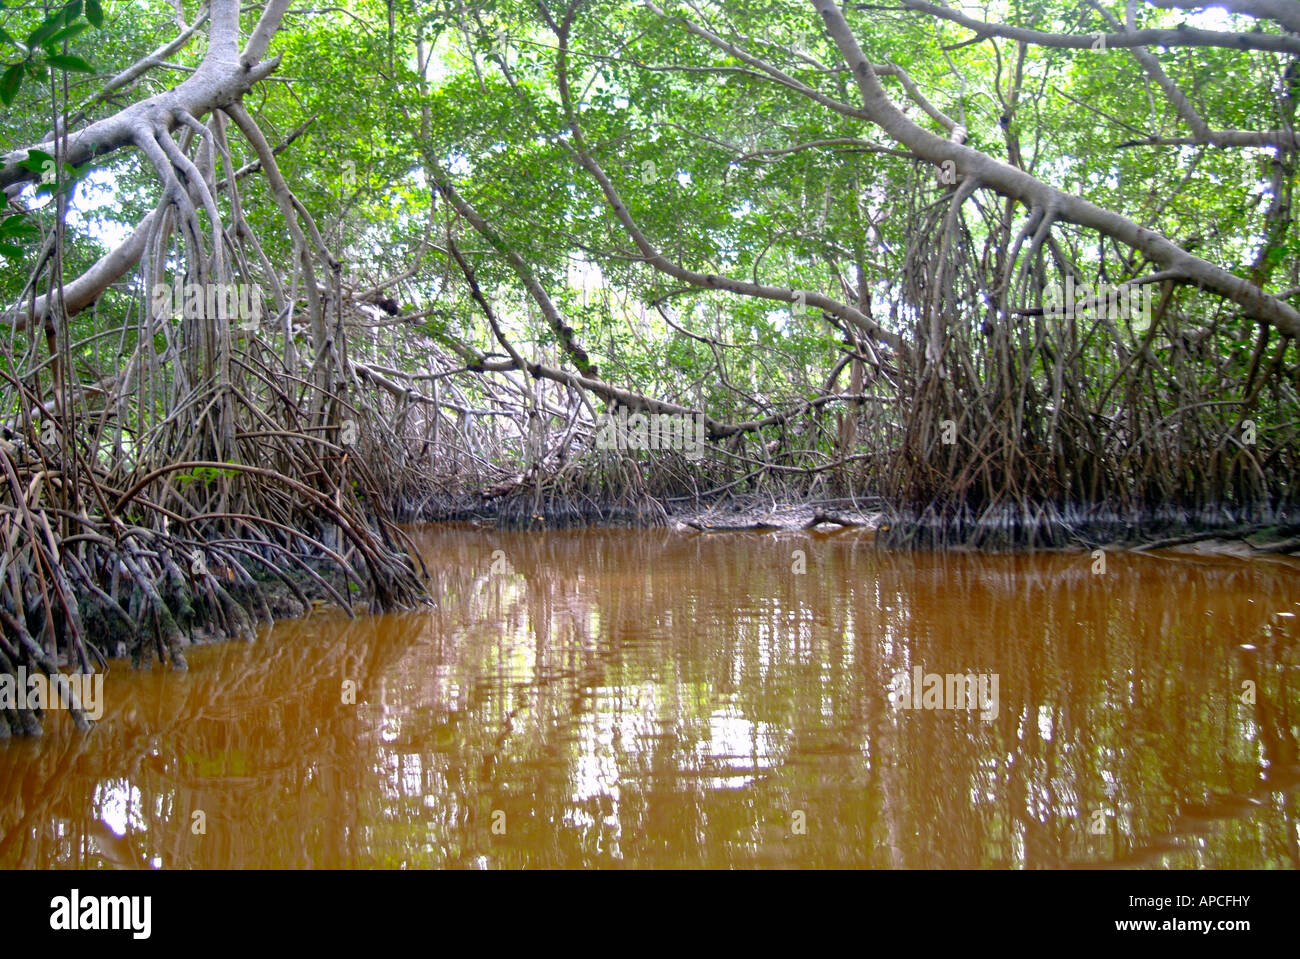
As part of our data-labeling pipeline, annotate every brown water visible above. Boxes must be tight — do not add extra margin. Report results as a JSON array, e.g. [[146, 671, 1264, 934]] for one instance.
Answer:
[[2, 525, 1298, 868]]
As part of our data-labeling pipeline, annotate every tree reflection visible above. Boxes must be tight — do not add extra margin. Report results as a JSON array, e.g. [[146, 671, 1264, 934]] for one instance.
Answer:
[[2, 528, 1296, 868]]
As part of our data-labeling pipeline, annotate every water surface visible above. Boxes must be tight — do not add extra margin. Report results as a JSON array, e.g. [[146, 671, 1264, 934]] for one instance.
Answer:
[[2, 525, 1297, 868]]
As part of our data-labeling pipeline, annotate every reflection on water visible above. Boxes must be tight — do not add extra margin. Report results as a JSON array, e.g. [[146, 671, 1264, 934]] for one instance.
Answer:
[[2, 526, 1298, 868]]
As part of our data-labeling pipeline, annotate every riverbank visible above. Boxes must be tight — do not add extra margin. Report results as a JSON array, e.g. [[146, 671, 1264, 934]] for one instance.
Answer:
[[407, 486, 1300, 556]]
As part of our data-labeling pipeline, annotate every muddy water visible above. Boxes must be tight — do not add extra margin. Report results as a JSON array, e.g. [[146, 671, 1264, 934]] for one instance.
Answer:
[[2, 525, 1297, 868]]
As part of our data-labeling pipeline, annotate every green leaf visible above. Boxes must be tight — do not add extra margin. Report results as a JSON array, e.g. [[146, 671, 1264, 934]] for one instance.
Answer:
[[27, 15, 63, 49], [63, 0, 83, 24], [47, 53, 93, 72], [18, 149, 54, 174], [85, 0, 103, 28], [0, 215, 37, 240], [48, 22, 90, 46], [0, 63, 20, 105], [0, 214, 38, 259]]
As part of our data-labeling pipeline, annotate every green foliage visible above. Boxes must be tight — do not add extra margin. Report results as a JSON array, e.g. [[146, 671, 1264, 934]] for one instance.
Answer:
[[2, 0, 1294, 512], [0, 0, 103, 105], [0, 212, 37, 258]]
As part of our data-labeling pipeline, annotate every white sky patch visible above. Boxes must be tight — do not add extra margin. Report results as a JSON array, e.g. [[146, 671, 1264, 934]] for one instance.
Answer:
[[1181, 7, 1238, 31], [954, 0, 1241, 31], [67, 167, 133, 251], [568, 252, 604, 302]]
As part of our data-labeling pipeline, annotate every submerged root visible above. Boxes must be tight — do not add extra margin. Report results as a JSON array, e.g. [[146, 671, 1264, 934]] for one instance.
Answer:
[[0, 371, 428, 739], [873, 501, 1300, 552]]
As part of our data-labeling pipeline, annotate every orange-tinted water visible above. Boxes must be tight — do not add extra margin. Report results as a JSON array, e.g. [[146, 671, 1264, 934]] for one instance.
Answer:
[[2, 525, 1297, 868]]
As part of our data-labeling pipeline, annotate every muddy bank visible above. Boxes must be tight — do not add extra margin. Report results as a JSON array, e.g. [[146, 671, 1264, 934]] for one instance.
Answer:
[[74, 556, 360, 665], [3, 549, 406, 740], [675, 506, 1300, 557], [402, 485, 1300, 557]]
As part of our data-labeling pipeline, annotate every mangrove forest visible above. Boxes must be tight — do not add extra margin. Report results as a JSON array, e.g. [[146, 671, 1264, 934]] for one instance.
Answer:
[[0, 0, 1297, 879]]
